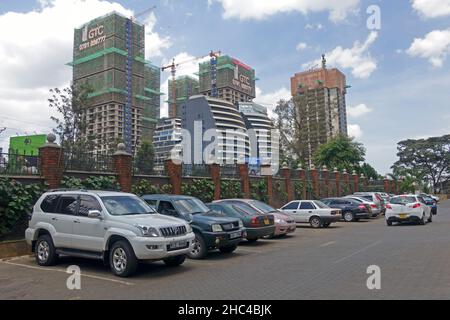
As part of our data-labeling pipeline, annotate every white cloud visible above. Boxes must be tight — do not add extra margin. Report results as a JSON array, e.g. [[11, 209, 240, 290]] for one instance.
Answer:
[[348, 124, 363, 139], [305, 23, 324, 30], [347, 103, 372, 118], [302, 31, 378, 79], [407, 29, 450, 67], [296, 42, 309, 51], [411, 0, 450, 18], [212, 0, 360, 22], [0, 0, 170, 151], [254, 87, 292, 118]]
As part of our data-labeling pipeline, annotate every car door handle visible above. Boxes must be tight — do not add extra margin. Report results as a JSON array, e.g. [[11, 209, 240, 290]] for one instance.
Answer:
[[73, 220, 81, 224], [308, 211, 312, 213], [51, 217, 58, 221], [293, 211, 297, 213]]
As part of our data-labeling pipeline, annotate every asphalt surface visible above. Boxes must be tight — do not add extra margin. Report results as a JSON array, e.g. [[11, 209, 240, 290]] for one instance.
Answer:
[[1, 200, 450, 300]]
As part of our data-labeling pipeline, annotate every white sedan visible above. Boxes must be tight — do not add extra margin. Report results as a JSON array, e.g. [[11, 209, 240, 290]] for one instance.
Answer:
[[386, 195, 432, 226], [280, 200, 341, 228]]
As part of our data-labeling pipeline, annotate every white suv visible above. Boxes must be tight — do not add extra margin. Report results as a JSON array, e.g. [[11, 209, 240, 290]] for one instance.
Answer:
[[26, 190, 195, 277]]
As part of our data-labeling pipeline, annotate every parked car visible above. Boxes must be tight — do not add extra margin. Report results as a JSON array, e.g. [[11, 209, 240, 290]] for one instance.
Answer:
[[25, 190, 195, 277], [419, 193, 440, 204], [214, 199, 295, 240], [280, 200, 341, 228], [379, 192, 391, 203], [320, 197, 371, 222], [207, 201, 276, 241], [344, 196, 381, 217], [352, 192, 386, 214], [421, 195, 438, 215], [385, 195, 432, 226], [142, 195, 246, 259]]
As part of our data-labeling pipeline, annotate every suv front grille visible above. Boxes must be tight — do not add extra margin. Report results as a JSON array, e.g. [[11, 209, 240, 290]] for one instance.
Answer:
[[222, 222, 239, 231], [160, 225, 187, 237]]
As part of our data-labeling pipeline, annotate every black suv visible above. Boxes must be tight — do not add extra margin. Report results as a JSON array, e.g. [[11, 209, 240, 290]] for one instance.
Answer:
[[321, 198, 371, 222], [142, 195, 246, 259]]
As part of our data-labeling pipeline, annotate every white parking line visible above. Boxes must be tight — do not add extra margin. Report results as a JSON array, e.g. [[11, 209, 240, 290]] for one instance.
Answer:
[[320, 241, 336, 247], [0, 261, 134, 286], [236, 248, 264, 254], [333, 240, 382, 264]]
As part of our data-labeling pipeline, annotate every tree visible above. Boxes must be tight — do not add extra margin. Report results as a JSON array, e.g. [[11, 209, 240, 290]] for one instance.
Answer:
[[48, 84, 96, 154], [135, 140, 155, 174], [359, 163, 380, 180], [313, 134, 366, 172], [393, 134, 450, 193]]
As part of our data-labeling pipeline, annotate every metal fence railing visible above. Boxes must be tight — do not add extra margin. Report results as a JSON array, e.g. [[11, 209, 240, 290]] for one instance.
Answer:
[[64, 152, 114, 173], [220, 164, 239, 178], [0, 151, 40, 176], [182, 164, 211, 177]]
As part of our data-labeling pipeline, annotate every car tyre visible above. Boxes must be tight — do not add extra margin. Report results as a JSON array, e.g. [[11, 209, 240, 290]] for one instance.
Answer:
[[246, 238, 258, 243], [419, 213, 426, 225], [163, 255, 186, 267], [427, 213, 433, 223], [188, 233, 207, 259], [386, 220, 393, 226], [310, 216, 322, 229], [109, 240, 138, 277], [323, 222, 331, 228], [35, 234, 58, 266], [219, 244, 238, 254], [343, 211, 355, 223]]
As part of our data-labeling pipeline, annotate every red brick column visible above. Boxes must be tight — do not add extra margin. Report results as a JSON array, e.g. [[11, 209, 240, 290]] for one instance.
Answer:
[[38, 134, 64, 189], [352, 170, 359, 193], [361, 174, 367, 192], [334, 169, 341, 197], [298, 166, 307, 200], [343, 169, 350, 195], [281, 164, 294, 202], [165, 159, 182, 195], [384, 178, 390, 193], [310, 165, 319, 199], [261, 164, 273, 205], [322, 166, 329, 198], [113, 143, 133, 193], [210, 163, 221, 200], [391, 180, 396, 194], [237, 163, 250, 198]]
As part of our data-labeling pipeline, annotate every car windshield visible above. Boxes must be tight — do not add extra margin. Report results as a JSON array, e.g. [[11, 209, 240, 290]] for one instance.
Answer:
[[313, 201, 330, 209], [173, 198, 210, 215], [390, 196, 417, 205], [249, 200, 277, 213], [101, 196, 156, 216], [423, 196, 434, 202], [232, 203, 261, 215]]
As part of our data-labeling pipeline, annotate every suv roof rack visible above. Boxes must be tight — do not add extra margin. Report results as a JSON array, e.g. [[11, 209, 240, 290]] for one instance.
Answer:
[[47, 188, 89, 193]]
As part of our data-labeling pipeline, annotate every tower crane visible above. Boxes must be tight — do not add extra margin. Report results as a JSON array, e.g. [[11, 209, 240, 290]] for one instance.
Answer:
[[162, 50, 221, 118]]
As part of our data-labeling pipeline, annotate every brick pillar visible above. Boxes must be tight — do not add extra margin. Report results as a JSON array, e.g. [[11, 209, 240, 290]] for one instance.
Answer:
[[261, 164, 273, 205], [210, 163, 221, 200], [384, 177, 390, 193], [281, 164, 294, 202], [113, 143, 133, 193], [38, 134, 64, 189], [361, 174, 367, 192], [322, 166, 329, 198], [165, 159, 182, 195], [334, 168, 341, 197], [298, 166, 307, 200], [391, 180, 396, 195], [343, 169, 350, 195], [237, 163, 250, 198], [310, 165, 319, 199], [352, 170, 359, 193]]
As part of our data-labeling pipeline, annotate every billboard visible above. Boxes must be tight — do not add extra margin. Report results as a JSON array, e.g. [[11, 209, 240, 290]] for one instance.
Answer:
[[9, 134, 47, 155]]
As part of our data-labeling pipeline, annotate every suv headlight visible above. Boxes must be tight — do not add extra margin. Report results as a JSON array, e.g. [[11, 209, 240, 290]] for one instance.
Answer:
[[275, 218, 285, 224], [135, 225, 160, 237], [186, 224, 193, 233], [238, 220, 244, 228], [211, 224, 223, 232]]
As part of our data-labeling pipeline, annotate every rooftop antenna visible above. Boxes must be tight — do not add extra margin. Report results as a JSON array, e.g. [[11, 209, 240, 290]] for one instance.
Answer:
[[322, 54, 327, 69]]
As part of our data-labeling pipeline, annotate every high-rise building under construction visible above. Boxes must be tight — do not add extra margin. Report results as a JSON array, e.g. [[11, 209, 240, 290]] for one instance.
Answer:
[[198, 55, 256, 106], [69, 12, 162, 154], [290, 57, 348, 166], [168, 75, 199, 118]]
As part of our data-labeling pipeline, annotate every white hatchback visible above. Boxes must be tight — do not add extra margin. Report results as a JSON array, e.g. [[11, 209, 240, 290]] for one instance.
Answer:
[[280, 200, 341, 228], [385, 195, 432, 226]]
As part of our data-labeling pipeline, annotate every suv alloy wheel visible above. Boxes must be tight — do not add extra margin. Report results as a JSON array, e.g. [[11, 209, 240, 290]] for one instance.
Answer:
[[109, 240, 138, 277], [188, 233, 207, 259], [35, 234, 58, 266], [344, 212, 354, 223]]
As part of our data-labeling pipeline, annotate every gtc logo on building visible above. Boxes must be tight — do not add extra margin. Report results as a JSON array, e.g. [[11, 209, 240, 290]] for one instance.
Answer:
[[79, 24, 105, 51]]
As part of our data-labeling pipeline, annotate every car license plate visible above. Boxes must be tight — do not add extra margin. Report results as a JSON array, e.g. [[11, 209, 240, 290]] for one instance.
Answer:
[[399, 214, 408, 219], [264, 219, 270, 225], [229, 231, 241, 239], [168, 241, 188, 251]]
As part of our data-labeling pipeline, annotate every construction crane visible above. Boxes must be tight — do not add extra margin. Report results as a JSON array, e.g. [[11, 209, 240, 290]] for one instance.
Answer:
[[131, 6, 157, 22], [162, 50, 221, 118]]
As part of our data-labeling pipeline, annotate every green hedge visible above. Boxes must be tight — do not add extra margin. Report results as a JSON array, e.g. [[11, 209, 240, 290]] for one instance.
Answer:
[[132, 179, 172, 196], [0, 178, 47, 240], [182, 179, 215, 203], [61, 176, 120, 190]]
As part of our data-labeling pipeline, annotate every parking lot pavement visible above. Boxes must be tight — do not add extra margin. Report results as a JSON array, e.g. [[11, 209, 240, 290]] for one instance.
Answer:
[[2, 200, 450, 300]]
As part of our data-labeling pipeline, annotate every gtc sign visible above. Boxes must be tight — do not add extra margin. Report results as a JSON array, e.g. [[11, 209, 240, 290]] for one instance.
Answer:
[[79, 24, 106, 51]]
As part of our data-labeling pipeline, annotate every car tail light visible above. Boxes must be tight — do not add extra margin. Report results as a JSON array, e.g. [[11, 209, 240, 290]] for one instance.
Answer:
[[386, 204, 392, 209], [358, 205, 366, 210], [412, 203, 421, 209], [371, 204, 377, 208], [250, 216, 259, 227]]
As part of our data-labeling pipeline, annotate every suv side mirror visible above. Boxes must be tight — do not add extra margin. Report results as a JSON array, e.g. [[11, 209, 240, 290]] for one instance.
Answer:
[[88, 210, 102, 219]]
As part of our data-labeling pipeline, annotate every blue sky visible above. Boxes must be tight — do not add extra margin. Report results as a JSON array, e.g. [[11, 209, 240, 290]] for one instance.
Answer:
[[0, 0, 449, 174]]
